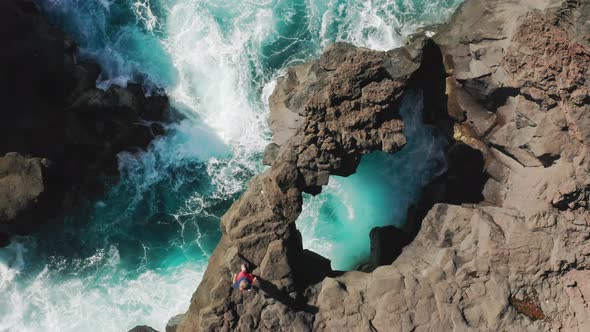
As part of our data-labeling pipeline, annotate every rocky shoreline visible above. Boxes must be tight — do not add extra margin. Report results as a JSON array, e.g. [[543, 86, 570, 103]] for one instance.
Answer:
[[0, 0, 176, 245], [2, 0, 588, 330], [170, 0, 590, 331]]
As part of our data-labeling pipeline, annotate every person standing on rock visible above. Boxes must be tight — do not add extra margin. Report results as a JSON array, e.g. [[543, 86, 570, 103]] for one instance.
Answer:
[[232, 263, 257, 291]]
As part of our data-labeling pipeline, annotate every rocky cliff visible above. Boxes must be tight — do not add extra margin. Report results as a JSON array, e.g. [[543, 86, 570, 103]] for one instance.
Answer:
[[175, 0, 590, 331], [0, 0, 175, 244]]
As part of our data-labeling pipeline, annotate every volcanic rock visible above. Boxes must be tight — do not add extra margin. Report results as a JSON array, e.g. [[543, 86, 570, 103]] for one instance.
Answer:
[[177, 35, 437, 332], [0, 0, 176, 241], [175, 0, 590, 331], [166, 314, 184, 332], [0, 153, 48, 237]]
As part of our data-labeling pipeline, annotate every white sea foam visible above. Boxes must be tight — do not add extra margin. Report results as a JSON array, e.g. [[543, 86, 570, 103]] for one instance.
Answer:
[[133, 0, 160, 32], [318, 0, 463, 50], [164, 1, 271, 150], [0, 241, 204, 331], [158, 1, 279, 218], [2, 0, 462, 330]]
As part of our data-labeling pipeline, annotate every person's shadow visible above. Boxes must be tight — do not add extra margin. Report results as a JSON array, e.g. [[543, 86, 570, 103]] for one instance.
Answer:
[[253, 277, 319, 314]]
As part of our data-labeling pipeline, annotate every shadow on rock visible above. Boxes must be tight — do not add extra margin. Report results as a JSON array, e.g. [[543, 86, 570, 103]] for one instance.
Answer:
[[255, 278, 318, 314]]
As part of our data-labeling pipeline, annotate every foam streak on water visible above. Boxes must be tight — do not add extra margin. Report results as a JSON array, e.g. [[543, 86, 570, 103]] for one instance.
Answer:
[[0, 0, 462, 330]]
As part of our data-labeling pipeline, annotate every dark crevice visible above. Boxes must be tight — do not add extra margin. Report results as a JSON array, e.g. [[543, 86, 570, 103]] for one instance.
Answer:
[[538, 153, 561, 167], [359, 39, 466, 272], [400, 40, 488, 259], [520, 91, 550, 109], [358, 225, 412, 272], [443, 143, 487, 204], [459, 36, 508, 44], [404, 141, 490, 241], [483, 87, 521, 112], [291, 226, 333, 287], [408, 38, 453, 140]]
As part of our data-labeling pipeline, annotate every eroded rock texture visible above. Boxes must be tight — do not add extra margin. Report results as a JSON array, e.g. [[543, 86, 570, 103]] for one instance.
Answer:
[[316, 0, 590, 331], [178, 36, 438, 332], [0, 0, 174, 240], [177, 0, 590, 331]]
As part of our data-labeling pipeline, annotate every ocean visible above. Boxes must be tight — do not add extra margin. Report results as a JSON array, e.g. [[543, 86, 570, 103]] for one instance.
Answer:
[[0, 0, 461, 330]]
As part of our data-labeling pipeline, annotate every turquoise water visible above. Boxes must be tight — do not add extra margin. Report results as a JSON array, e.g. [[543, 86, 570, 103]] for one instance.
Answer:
[[0, 0, 461, 331], [297, 91, 447, 270]]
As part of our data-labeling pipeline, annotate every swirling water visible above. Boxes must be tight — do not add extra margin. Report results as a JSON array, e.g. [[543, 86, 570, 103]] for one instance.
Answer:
[[297, 91, 448, 270], [0, 0, 461, 330]]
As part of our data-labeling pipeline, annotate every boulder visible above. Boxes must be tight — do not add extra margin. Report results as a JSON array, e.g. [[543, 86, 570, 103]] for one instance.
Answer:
[[0, 153, 45, 222], [166, 314, 184, 332], [0, 153, 52, 236], [262, 143, 280, 166]]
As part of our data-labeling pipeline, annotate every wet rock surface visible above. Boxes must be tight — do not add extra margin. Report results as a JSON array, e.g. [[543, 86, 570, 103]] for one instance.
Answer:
[[0, 154, 46, 222], [176, 0, 590, 331], [0, 0, 175, 241]]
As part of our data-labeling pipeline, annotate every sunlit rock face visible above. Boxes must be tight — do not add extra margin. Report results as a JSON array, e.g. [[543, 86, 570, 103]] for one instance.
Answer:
[[180, 0, 590, 331], [178, 34, 453, 331], [314, 1, 590, 331]]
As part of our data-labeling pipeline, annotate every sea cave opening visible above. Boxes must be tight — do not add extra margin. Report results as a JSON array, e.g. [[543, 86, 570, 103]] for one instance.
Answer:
[[296, 91, 449, 271], [293, 40, 490, 273]]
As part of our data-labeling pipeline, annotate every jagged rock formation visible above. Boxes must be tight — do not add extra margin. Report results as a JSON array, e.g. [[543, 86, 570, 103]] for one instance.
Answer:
[[0, 0, 175, 243], [315, 0, 590, 330], [176, 0, 590, 331], [267, 41, 429, 193], [178, 36, 439, 331]]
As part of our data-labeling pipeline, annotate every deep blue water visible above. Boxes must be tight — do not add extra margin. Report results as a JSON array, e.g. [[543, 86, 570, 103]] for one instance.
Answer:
[[0, 0, 461, 330]]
